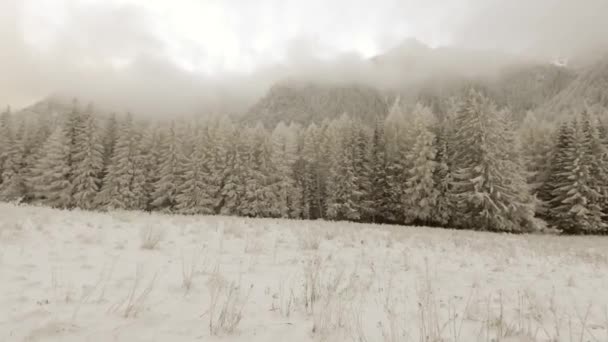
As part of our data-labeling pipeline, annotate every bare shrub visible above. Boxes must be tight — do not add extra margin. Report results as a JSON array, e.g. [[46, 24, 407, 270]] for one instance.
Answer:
[[206, 265, 253, 335]]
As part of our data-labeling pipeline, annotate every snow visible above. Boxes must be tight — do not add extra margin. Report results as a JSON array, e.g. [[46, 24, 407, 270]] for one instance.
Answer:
[[0, 203, 607, 341]]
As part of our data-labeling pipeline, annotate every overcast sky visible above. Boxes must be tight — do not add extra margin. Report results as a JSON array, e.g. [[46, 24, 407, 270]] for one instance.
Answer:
[[1, 0, 607, 113]]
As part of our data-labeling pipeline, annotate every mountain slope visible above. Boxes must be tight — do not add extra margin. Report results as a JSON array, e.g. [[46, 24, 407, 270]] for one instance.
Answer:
[[539, 56, 608, 119], [246, 40, 584, 126], [242, 81, 389, 126]]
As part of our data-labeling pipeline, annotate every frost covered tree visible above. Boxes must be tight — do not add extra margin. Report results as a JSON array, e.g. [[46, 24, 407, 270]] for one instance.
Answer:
[[71, 112, 104, 209], [450, 89, 537, 232], [240, 124, 278, 217], [138, 123, 163, 211], [520, 111, 555, 218], [220, 130, 247, 216], [22, 114, 53, 200], [546, 113, 605, 234], [0, 112, 27, 201], [97, 114, 146, 210], [271, 122, 301, 218], [0, 108, 11, 184], [351, 119, 373, 221], [403, 106, 438, 224], [325, 114, 361, 220], [175, 127, 215, 214], [369, 116, 392, 222], [431, 122, 453, 226], [300, 122, 325, 219], [100, 113, 118, 182], [29, 126, 72, 208], [151, 122, 184, 212]]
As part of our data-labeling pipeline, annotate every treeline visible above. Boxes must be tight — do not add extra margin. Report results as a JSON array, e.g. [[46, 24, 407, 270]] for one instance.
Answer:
[[1, 89, 607, 234]]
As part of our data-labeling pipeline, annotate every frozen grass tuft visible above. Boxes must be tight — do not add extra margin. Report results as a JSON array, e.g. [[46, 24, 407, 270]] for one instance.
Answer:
[[139, 224, 165, 250], [108, 265, 157, 318], [205, 265, 254, 335], [297, 226, 322, 250]]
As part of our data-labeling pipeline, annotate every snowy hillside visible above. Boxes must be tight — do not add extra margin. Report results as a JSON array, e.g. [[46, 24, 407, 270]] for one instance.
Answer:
[[1, 203, 607, 341]]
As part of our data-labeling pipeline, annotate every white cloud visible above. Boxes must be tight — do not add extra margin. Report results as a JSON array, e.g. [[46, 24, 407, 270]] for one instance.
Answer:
[[1, 0, 607, 113]]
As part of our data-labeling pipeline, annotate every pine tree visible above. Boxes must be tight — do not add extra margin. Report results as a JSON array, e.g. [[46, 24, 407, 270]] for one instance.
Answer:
[[301, 122, 325, 219], [22, 114, 53, 201], [596, 115, 608, 231], [151, 122, 184, 212], [582, 111, 608, 231], [100, 113, 118, 182], [64, 101, 85, 183], [97, 114, 146, 210], [403, 109, 438, 224], [208, 117, 237, 214], [220, 126, 247, 216], [451, 89, 537, 232], [520, 111, 554, 217], [0, 112, 26, 201], [547, 113, 605, 234], [139, 123, 163, 211], [71, 112, 104, 209], [325, 114, 360, 221], [431, 123, 452, 226], [0, 108, 11, 185], [176, 127, 215, 214], [30, 126, 72, 208], [369, 116, 392, 222], [351, 119, 373, 221], [241, 124, 278, 217], [271, 122, 300, 218], [385, 100, 414, 223]]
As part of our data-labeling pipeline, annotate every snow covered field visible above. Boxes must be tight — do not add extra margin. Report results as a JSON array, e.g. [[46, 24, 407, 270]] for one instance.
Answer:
[[1, 203, 607, 342]]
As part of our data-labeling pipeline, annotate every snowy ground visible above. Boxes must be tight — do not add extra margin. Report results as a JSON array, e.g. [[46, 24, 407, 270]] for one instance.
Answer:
[[0, 203, 607, 342]]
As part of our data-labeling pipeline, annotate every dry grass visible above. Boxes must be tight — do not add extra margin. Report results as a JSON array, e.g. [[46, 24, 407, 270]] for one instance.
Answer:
[[205, 264, 254, 335], [139, 224, 165, 250], [108, 265, 157, 318]]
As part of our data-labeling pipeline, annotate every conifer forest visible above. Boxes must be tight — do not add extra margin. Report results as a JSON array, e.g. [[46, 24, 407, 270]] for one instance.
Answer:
[[2, 90, 607, 235]]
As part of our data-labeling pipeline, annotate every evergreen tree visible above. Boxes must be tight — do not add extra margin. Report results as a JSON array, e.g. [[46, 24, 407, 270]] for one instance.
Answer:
[[301, 122, 325, 219], [241, 124, 278, 217], [151, 122, 184, 212], [325, 114, 360, 221], [22, 114, 53, 200], [0, 108, 11, 185], [520, 111, 554, 217], [451, 89, 537, 232], [100, 113, 118, 182], [431, 123, 453, 226], [0, 112, 26, 201], [208, 117, 237, 214], [139, 123, 163, 211], [547, 113, 605, 233], [176, 127, 215, 214], [71, 112, 104, 209], [351, 119, 373, 221], [97, 114, 146, 210], [271, 122, 300, 218], [220, 127, 247, 216], [369, 116, 392, 222], [403, 109, 438, 224], [30, 126, 72, 208]]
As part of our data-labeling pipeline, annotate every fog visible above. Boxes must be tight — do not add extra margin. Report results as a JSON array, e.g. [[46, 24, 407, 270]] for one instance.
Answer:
[[1, 0, 607, 116]]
